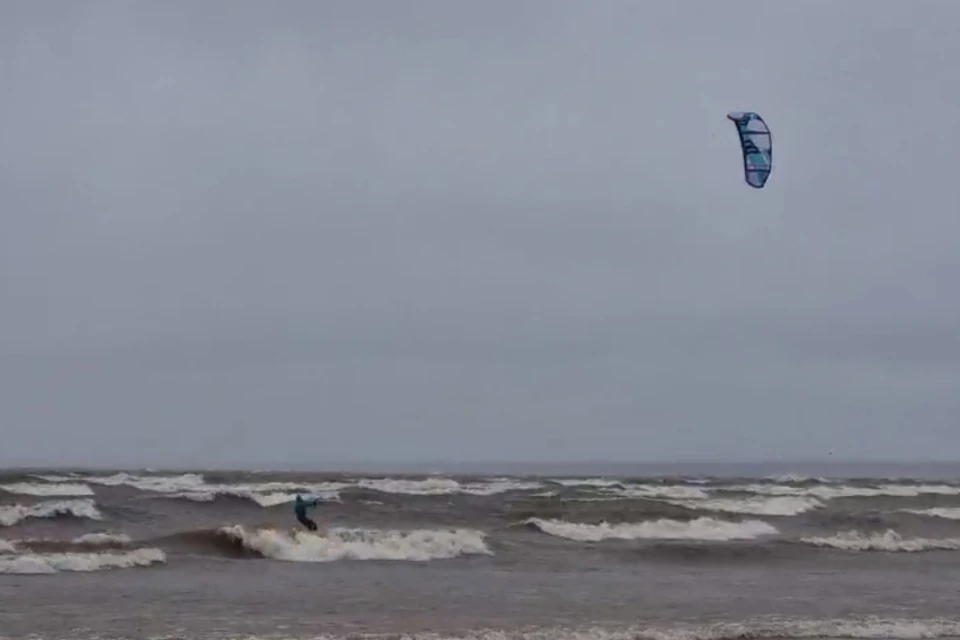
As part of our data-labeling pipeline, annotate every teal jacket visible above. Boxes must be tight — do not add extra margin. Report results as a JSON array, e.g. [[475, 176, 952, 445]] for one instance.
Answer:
[[294, 494, 319, 518]]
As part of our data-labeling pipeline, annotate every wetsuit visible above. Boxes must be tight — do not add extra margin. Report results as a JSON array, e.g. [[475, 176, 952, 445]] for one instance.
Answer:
[[294, 494, 320, 531]]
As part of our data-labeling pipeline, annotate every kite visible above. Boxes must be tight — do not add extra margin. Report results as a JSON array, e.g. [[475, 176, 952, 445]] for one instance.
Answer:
[[727, 112, 772, 188]]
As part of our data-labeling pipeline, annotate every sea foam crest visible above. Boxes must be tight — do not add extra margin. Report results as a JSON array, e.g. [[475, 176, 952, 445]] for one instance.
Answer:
[[670, 496, 823, 516], [0, 548, 165, 574], [732, 483, 960, 501], [72, 532, 133, 546], [527, 517, 779, 542], [85, 472, 344, 507], [550, 478, 624, 488], [0, 482, 94, 497], [356, 477, 542, 496], [84, 472, 207, 493], [169, 483, 343, 507], [0, 499, 102, 527], [219, 524, 493, 562], [608, 485, 710, 501], [80, 472, 539, 500], [901, 508, 960, 520], [800, 530, 960, 552]]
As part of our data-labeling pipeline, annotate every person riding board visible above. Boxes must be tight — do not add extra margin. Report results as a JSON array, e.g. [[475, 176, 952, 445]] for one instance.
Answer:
[[294, 494, 321, 531]]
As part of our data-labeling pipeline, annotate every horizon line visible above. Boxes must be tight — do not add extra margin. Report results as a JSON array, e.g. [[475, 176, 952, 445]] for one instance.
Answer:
[[4, 458, 960, 474]]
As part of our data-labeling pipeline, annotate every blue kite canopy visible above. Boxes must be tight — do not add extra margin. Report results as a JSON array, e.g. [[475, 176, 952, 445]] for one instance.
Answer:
[[727, 111, 772, 188]]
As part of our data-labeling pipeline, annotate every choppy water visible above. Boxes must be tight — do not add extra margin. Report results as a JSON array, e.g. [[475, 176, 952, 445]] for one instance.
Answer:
[[3, 463, 960, 640]]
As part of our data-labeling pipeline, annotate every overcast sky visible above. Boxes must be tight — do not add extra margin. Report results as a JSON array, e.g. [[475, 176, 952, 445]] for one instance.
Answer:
[[1, 0, 959, 468]]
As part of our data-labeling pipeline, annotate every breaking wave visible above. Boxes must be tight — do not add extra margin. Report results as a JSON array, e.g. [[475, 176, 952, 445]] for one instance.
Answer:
[[0, 547, 165, 574], [607, 485, 710, 501], [0, 499, 102, 526], [79, 472, 541, 500], [84, 472, 344, 507], [217, 524, 493, 562], [550, 478, 624, 488], [799, 530, 960, 552], [71, 532, 133, 546], [526, 517, 779, 542], [355, 477, 542, 496], [901, 508, 960, 520], [670, 496, 824, 516], [0, 482, 94, 497], [728, 483, 960, 500], [166, 488, 337, 508]]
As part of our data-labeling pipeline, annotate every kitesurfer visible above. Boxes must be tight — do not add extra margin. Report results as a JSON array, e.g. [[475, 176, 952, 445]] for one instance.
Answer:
[[294, 493, 321, 531]]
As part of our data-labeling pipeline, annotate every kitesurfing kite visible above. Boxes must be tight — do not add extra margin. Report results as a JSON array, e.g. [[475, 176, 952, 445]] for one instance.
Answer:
[[727, 112, 772, 189]]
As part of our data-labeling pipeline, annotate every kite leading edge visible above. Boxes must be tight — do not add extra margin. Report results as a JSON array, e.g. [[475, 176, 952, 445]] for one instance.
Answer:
[[727, 112, 772, 189]]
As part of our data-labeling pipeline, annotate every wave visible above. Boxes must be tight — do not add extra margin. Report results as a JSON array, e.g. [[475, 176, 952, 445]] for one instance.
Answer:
[[509, 495, 698, 525], [85, 472, 345, 507], [729, 483, 960, 500], [29, 473, 82, 483], [669, 496, 824, 517], [0, 531, 134, 555], [549, 478, 625, 488], [78, 472, 540, 505], [526, 517, 779, 542], [606, 485, 710, 501], [799, 530, 960, 552], [901, 508, 960, 520], [84, 471, 209, 492], [71, 532, 133, 546], [0, 548, 165, 574], [0, 482, 94, 497], [0, 499, 102, 526], [218, 524, 493, 562], [17, 532, 130, 546], [354, 477, 542, 496], [165, 487, 338, 508], [763, 474, 830, 484]]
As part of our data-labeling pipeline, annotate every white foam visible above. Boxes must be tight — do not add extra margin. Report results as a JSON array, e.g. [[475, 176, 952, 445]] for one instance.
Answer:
[[764, 474, 823, 483], [528, 517, 778, 542], [551, 478, 623, 488], [29, 473, 80, 482], [0, 499, 102, 526], [0, 548, 165, 574], [84, 472, 207, 493], [608, 484, 710, 501], [91, 472, 345, 507], [220, 524, 493, 562], [733, 483, 960, 500], [356, 477, 541, 496], [0, 482, 94, 497], [72, 532, 133, 545], [801, 530, 960, 552], [0, 539, 16, 553], [83, 472, 539, 500], [469, 479, 544, 495], [168, 490, 216, 502], [171, 482, 343, 507], [671, 496, 823, 516], [902, 508, 960, 520]]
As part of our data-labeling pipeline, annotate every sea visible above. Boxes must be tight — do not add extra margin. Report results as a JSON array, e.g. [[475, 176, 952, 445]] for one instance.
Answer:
[[2, 461, 960, 640]]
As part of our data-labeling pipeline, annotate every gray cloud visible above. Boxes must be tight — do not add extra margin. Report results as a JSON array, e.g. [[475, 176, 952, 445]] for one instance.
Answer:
[[2, 0, 959, 467]]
